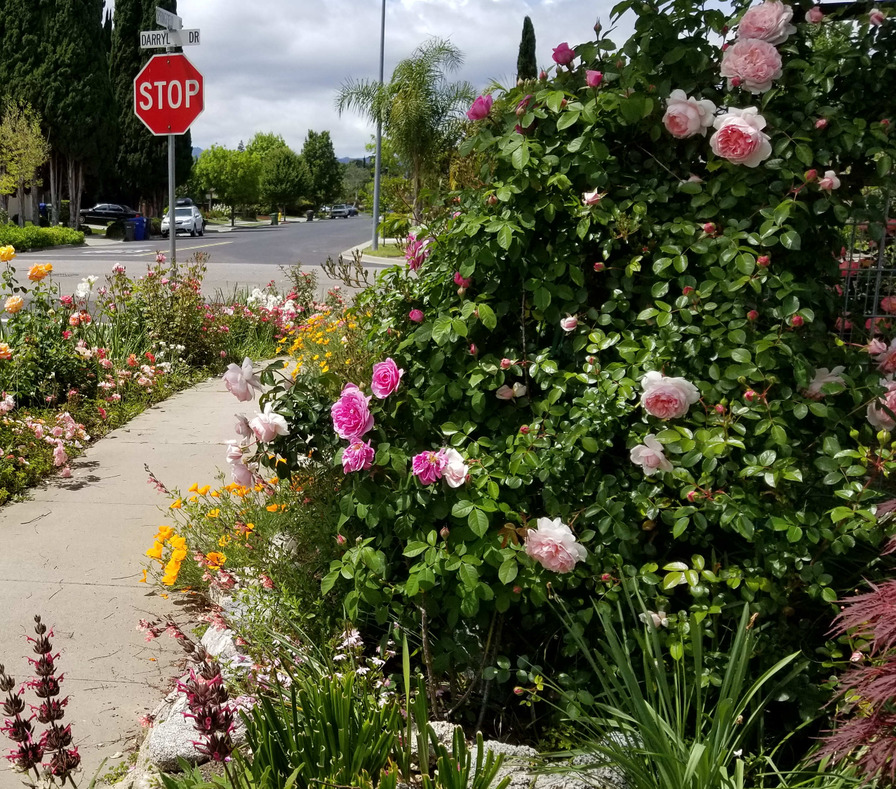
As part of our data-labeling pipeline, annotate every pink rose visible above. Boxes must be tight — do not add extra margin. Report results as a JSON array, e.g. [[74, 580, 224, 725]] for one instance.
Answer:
[[249, 402, 290, 443], [871, 339, 896, 373], [882, 297, 896, 315], [467, 95, 493, 121], [720, 39, 782, 93], [630, 434, 674, 475], [454, 272, 471, 288], [560, 315, 578, 332], [586, 70, 603, 88], [710, 107, 772, 167], [223, 357, 262, 402], [331, 383, 374, 441], [371, 357, 404, 398], [663, 90, 717, 139], [405, 234, 433, 271], [442, 448, 469, 488], [870, 7, 886, 25], [525, 517, 587, 573], [818, 170, 841, 191], [552, 42, 575, 66], [234, 413, 253, 439], [737, 0, 796, 44], [804, 366, 845, 399], [412, 450, 447, 485], [496, 383, 527, 400], [806, 5, 824, 23], [868, 380, 896, 430], [582, 190, 603, 205], [640, 371, 700, 419], [342, 440, 375, 473], [408, 309, 425, 323], [815, 117, 828, 129], [226, 442, 255, 486]]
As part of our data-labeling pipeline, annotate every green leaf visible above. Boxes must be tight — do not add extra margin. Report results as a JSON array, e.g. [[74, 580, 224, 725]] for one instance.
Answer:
[[498, 558, 518, 584], [452, 500, 475, 518], [794, 143, 813, 167], [556, 110, 581, 131], [478, 302, 497, 330], [468, 508, 489, 537], [780, 230, 801, 250], [497, 224, 513, 250], [459, 563, 479, 589], [512, 141, 530, 170]]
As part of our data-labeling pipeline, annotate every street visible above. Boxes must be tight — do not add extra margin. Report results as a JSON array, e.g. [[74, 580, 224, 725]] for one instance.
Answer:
[[16, 217, 392, 298]]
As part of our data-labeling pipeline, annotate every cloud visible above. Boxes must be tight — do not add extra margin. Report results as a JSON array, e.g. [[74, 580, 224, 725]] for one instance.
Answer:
[[135, 0, 628, 157]]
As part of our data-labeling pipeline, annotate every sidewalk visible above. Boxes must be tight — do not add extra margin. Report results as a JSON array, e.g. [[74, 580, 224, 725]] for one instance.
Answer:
[[0, 376, 242, 787]]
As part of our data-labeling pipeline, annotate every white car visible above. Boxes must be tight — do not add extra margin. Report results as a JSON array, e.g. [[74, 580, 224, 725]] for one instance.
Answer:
[[161, 206, 204, 237]]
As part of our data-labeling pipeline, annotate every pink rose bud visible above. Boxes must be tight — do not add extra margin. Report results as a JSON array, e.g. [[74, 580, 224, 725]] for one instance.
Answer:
[[600, 573, 612, 582], [687, 490, 699, 502], [587, 356, 596, 364], [519, 425, 530, 434], [512, 586, 522, 594], [560, 315, 578, 332], [882, 119, 891, 128], [337, 534, 346, 545], [790, 315, 804, 327], [721, 42, 730, 52], [539, 70, 547, 81], [514, 686, 524, 695], [500, 358, 513, 369], [487, 194, 498, 205], [815, 118, 828, 129], [703, 222, 716, 235], [850, 650, 863, 662], [757, 255, 770, 267], [560, 98, 568, 109], [804, 168, 818, 182], [730, 77, 742, 88], [454, 271, 472, 288], [457, 287, 466, 297], [440, 526, 450, 539], [869, 8, 885, 25], [409, 309, 425, 323], [747, 309, 759, 321], [807, 5, 824, 23], [744, 389, 759, 402], [593, 261, 606, 272], [682, 286, 695, 295], [586, 70, 603, 88], [716, 404, 728, 416], [469, 344, 478, 355]]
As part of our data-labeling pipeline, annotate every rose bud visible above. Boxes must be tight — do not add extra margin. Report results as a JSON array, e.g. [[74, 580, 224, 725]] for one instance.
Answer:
[[815, 117, 828, 130], [593, 261, 606, 272], [500, 358, 513, 369], [757, 255, 770, 267], [790, 315, 804, 327], [747, 309, 759, 321]]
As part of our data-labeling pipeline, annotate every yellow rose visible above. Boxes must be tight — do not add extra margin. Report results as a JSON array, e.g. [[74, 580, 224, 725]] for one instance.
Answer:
[[0, 246, 15, 263], [4, 296, 24, 314], [0, 343, 11, 361]]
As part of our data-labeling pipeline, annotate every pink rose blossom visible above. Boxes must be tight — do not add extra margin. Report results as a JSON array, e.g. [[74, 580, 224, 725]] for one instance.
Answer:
[[552, 42, 575, 66], [815, 117, 828, 130], [52, 441, 68, 467], [663, 90, 717, 139], [223, 357, 262, 402], [871, 339, 896, 373], [342, 440, 375, 473], [331, 383, 375, 441], [640, 371, 700, 419], [525, 517, 587, 573], [807, 5, 824, 23], [560, 315, 578, 332], [234, 413, 253, 439], [586, 70, 603, 88], [737, 0, 796, 44], [710, 107, 772, 167], [818, 170, 841, 191], [467, 95, 493, 121], [882, 297, 896, 314], [870, 7, 886, 25], [582, 190, 604, 205], [225, 441, 255, 486], [408, 309, 425, 323], [454, 272, 471, 288], [720, 39, 783, 93], [868, 380, 896, 430], [496, 383, 527, 400], [405, 234, 433, 271], [249, 402, 290, 443], [804, 366, 845, 399], [630, 434, 674, 475], [371, 358, 404, 398], [501, 358, 513, 369], [442, 448, 469, 488], [412, 449, 447, 485]]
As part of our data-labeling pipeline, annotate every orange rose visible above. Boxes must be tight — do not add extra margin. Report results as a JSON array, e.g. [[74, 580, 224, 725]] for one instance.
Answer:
[[0, 343, 11, 361], [4, 296, 24, 314], [27, 263, 52, 282]]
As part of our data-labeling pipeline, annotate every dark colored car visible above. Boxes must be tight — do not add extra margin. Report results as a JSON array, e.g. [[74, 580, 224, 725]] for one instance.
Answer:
[[79, 203, 139, 224]]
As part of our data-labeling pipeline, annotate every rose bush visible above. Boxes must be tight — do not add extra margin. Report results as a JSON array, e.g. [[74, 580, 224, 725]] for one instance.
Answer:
[[259, 0, 896, 733]]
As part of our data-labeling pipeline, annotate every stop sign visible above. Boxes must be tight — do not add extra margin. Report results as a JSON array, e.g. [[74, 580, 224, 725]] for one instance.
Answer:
[[134, 53, 204, 135]]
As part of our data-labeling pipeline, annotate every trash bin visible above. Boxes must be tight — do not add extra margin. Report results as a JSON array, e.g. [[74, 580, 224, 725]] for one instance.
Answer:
[[124, 220, 136, 242], [270, 211, 278, 226], [306, 210, 314, 222], [132, 216, 146, 241]]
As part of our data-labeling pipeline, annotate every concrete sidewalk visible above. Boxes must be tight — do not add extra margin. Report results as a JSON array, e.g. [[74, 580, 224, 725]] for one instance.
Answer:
[[0, 375, 242, 787]]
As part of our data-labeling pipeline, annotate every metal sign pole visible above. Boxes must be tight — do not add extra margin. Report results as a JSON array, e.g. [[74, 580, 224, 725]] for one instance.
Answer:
[[168, 132, 176, 271]]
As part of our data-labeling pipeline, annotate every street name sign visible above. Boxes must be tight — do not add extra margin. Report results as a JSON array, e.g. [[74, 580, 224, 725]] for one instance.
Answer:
[[155, 7, 182, 29], [140, 29, 200, 48], [133, 53, 204, 135]]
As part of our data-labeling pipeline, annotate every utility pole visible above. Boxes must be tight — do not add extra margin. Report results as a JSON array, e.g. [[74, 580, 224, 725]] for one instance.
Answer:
[[371, 0, 385, 251]]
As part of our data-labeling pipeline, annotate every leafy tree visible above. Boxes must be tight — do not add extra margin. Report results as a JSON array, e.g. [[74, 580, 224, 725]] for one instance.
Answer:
[[0, 100, 50, 226], [516, 16, 537, 81], [261, 147, 308, 214], [193, 145, 260, 226], [341, 160, 372, 206], [246, 132, 288, 162], [301, 130, 341, 207], [336, 38, 475, 221]]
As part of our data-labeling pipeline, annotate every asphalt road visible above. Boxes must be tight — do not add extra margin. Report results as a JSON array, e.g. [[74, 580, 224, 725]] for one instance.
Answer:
[[16, 217, 391, 298]]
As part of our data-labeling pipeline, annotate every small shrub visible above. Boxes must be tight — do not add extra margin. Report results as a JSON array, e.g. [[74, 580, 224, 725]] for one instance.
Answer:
[[0, 224, 83, 250]]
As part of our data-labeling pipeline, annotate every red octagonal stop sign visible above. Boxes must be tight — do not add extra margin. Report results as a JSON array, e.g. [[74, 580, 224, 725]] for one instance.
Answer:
[[134, 53, 204, 135]]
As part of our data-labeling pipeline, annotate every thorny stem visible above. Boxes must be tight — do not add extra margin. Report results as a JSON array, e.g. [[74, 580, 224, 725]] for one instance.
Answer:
[[418, 600, 439, 717]]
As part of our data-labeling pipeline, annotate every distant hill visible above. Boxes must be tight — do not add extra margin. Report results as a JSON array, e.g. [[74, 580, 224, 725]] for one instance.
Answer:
[[192, 147, 203, 158]]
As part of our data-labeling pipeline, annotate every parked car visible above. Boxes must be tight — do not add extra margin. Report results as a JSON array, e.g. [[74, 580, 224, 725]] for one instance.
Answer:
[[79, 203, 139, 224], [161, 205, 204, 237], [347, 205, 359, 217], [329, 204, 351, 219]]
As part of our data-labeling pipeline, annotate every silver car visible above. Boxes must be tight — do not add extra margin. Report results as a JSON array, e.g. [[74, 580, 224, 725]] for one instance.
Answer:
[[161, 206, 204, 237]]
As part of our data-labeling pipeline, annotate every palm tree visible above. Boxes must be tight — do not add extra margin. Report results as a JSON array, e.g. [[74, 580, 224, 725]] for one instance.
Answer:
[[336, 38, 475, 222]]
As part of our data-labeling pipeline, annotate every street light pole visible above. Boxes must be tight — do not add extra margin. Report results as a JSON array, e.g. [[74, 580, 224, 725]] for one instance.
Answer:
[[371, 0, 385, 251]]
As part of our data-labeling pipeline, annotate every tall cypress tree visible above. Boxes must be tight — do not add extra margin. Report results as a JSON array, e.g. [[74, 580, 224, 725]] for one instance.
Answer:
[[516, 16, 537, 82], [110, 0, 192, 214]]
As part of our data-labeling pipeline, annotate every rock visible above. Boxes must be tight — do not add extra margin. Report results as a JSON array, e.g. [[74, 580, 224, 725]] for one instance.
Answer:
[[201, 627, 238, 662]]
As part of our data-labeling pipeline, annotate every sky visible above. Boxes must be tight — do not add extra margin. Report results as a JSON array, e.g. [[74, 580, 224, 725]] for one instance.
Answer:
[[127, 0, 630, 159]]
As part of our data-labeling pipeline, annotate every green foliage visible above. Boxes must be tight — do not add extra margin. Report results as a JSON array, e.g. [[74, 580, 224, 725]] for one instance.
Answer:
[[301, 130, 341, 207], [0, 99, 50, 221], [516, 16, 537, 82], [0, 224, 83, 250], [261, 147, 309, 212], [193, 146, 262, 226]]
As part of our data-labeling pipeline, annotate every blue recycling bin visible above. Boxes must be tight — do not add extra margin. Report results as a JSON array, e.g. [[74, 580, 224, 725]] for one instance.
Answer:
[[132, 216, 147, 241]]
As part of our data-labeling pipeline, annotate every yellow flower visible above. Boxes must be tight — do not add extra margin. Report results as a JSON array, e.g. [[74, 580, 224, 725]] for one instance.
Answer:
[[171, 548, 188, 562], [218, 534, 231, 547], [27, 263, 52, 282], [266, 504, 279, 512], [205, 551, 226, 569], [170, 499, 183, 509], [198, 485, 211, 496], [206, 508, 220, 518], [146, 541, 164, 560], [210, 490, 220, 498], [0, 343, 12, 361], [189, 495, 198, 503], [139, 569, 147, 583], [156, 525, 174, 541], [169, 535, 187, 551], [188, 482, 199, 492], [0, 245, 15, 263], [5, 296, 24, 314]]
